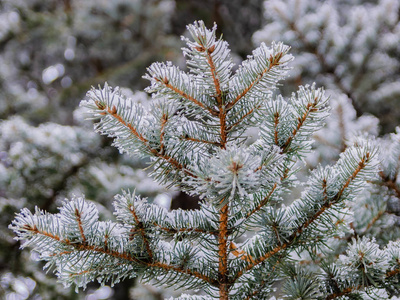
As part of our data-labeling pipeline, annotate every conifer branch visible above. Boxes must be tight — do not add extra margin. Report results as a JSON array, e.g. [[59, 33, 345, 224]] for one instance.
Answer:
[[230, 242, 254, 263], [206, 47, 228, 148], [336, 153, 369, 200], [225, 104, 262, 132], [22, 223, 217, 286], [365, 210, 385, 231], [151, 262, 217, 286], [232, 242, 288, 282], [274, 112, 280, 146], [246, 183, 278, 218], [235, 153, 371, 281], [155, 77, 219, 117], [245, 167, 290, 219], [282, 97, 319, 152], [386, 267, 400, 278], [11, 20, 393, 299], [325, 285, 363, 300], [100, 103, 197, 178], [379, 171, 400, 199], [273, 7, 361, 112], [129, 203, 153, 260], [324, 265, 400, 300], [100, 103, 147, 144], [22, 223, 145, 265], [226, 52, 285, 111]]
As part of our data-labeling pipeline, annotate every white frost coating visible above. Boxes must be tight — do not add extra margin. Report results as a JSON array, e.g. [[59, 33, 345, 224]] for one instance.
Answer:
[[339, 237, 389, 274]]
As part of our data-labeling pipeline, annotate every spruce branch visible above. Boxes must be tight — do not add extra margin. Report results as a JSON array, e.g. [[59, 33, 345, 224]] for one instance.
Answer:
[[152, 70, 219, 117], [226, 42, 292, 111], [11, 196, 218, 289], [234, 142, 378, 281], [82, 84, 197, 179]]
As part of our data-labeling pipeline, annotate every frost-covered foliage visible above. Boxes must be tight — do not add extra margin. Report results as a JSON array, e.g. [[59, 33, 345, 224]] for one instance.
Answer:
[[0, 95, 171, 300], [10, 21, 400, 300], [0, 0, 180, 299], [0, 0, 178, 123], [254, 0, 400, 133], [254, 4, 400, 296]]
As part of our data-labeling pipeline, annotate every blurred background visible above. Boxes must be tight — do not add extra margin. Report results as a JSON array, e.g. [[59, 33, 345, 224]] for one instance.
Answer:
[[0, 0, 399, 299]]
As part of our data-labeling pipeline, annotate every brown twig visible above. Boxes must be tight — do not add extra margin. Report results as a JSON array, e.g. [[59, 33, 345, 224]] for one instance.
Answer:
[[325, 266, 400, 299], [336, 153, 368, 200], [325, 285, 363, 300], [74, 209, 86, 243], [159, 113, 168, 155], [230, 242, 255, 263], [218, 203, 229, 299], [365, 210, 385, 231], [274, 111, 280, 146], [282, 99, 319, 152], [205, 45, 223, 106]]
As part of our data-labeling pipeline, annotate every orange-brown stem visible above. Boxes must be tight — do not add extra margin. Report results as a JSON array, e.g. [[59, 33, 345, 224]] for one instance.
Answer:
[[365, 210, 384, 231], [230, 242, 255, 263], [205, 46, 223, 106], [74, 208, 86, 243], [274, 112, 280, 145], [282, 99, 318, 152], [336, 154, 368, 200], [379, 171, 400, 199], [218, 203, 230, 299], [159, 113, 168, 154], [325, 286, 363, 300]]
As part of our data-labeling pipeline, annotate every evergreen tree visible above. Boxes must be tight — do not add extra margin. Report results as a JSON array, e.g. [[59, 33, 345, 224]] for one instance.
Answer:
[[253, 0, 400, 133], [10, 21, 400, 299]]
